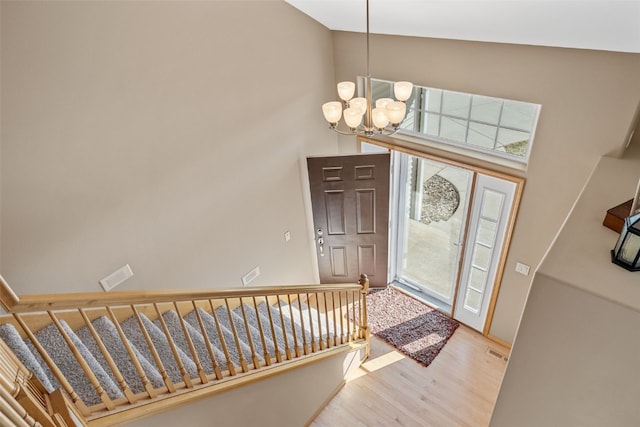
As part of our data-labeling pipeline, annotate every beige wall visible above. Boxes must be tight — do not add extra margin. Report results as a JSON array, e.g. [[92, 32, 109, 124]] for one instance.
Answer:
[[490, 273, 640, 426], [126, 349, 360, 427], [332, 31, 640, 343], [1, 1, 338, 293], [3, 1, 640, 346], [492, 150, 640, 425]]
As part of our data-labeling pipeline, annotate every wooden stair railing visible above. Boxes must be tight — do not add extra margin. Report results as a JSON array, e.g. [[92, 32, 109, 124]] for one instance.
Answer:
[[0, 274, 370, 426]]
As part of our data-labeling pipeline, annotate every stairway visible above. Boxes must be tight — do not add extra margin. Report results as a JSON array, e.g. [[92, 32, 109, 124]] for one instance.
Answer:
[[0, 299, 341, 411]]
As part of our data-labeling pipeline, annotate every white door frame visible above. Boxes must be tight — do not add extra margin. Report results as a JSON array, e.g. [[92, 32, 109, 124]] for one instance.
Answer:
[[453, 173, 517, 332], [359, 137, 524, 338]]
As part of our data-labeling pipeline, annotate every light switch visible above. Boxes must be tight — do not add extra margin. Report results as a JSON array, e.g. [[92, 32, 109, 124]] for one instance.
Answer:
[[515, 262, 530, 276]]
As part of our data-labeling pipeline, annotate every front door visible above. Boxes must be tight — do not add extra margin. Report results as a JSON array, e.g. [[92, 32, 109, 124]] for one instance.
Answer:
[[307, 153, 390, 287], [394, 153, 474, 311]]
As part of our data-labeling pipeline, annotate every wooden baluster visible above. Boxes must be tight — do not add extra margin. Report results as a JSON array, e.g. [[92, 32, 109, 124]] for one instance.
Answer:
[[191, 301, 223, 380], [315, 292, 325, 350], [331, 292, 338, 346], [78, 309, 136, 404], [345, 291, 351, 343], [250, 297, 271, 366], [22, 379, 45, 408], [338, 291, 345, 344], [0, 401, 30, 427], [172, 302, 208, 384], [129, 306, 175, 393], [306, 293, 317, 353], [359, 274, 370, 359], [47, 311, 115, 410], [323, 292, 331, 349], [352, 290, 359, 340], [286, 295, 301, 357], [223, 299, 249, 373], [261, 297, 282, 363], [0, 387, 34, 427], [0, 385, 39, 427], [12, 315, 91, 417], [275, 298, 292, 360], [153, 304, 193, 387], [207, 300, 236, 376], [9, 381, 54, 427], [106, 307, 158, 398], [295, 295, 309, 355], [0, 359, 19, 395], [237, 298, 261, 369]]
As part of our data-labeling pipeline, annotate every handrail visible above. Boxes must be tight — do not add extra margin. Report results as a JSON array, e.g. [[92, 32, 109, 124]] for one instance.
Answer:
[[0, 274, 370, 425], [1, 279, 362, 313], [0, 276, 20, 312]]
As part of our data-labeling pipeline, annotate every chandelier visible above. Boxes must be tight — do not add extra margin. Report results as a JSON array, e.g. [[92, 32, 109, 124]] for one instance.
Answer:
[[322, 0, 413, 137]]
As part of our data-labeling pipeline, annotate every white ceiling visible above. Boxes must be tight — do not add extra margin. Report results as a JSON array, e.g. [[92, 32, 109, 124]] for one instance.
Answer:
[[284, 0, 640, 53]]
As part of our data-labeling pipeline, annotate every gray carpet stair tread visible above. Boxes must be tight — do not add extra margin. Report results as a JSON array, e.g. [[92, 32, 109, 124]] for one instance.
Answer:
[[294, 301, 337, 340], [32, 321, 124, 406], [232, 303, 277, 358], [156, 310, 227, 374], [0, 324, 55, 392], [214, 306, 265, 364], [251, 302, 290, 356], [1, 299, 343, 409], [256, 302, 296, 351], [261, 301, 308, 348], [120, 313, 198, 384], [183, 307, 251, 368], [279, 303, 318, 344], [75, 316, 164, 393]]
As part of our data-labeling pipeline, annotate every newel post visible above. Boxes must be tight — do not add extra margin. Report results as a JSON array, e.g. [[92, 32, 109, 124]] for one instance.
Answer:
[[0, 275, 19, 313], [358, 274, 370, 359]]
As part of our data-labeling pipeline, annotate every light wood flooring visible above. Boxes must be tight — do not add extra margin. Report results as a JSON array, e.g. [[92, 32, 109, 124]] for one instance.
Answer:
[[310, 325, 509, 427]]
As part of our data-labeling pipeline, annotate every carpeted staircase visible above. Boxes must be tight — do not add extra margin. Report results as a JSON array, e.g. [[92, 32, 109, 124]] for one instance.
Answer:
[[0, 299, 338, 409]]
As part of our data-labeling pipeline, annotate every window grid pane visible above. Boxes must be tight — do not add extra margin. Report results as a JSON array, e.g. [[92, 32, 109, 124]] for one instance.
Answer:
[[370, 78, 540, 164]]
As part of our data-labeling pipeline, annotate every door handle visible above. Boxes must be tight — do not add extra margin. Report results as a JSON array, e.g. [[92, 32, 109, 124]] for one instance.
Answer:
[[316, 228, 324, 256]]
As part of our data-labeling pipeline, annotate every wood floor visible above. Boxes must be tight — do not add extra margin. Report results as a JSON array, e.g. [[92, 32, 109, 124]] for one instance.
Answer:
[[310, 325, 509, 427]]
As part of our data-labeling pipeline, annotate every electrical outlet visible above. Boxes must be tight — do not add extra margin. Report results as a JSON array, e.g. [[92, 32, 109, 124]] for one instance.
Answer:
[[515, 262, 530, 276], [284, 231, 291, 242]]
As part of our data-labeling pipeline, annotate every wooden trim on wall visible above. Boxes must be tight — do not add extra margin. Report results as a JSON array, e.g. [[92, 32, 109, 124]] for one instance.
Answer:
[[483, 178, 525, 337], [360, 136, 526, 183], [486, 334, 513, 351]]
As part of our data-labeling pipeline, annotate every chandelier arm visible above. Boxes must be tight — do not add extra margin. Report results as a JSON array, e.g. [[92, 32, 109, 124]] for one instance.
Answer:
[[327, 125, 402, 138], [382, 127, 402, 136], [327, 127, 360, 136]]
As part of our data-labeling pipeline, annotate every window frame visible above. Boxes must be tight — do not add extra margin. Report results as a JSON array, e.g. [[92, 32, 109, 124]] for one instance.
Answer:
[[367, 78, 541, 165]]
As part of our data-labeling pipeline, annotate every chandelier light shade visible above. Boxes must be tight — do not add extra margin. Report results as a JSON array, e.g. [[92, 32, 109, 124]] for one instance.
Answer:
[[611, 212, 640, 271], [322, 0, 413, 137]]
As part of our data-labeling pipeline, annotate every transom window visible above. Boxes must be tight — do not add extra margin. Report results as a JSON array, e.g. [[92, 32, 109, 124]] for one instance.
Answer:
[[370, 79, 541, 164]]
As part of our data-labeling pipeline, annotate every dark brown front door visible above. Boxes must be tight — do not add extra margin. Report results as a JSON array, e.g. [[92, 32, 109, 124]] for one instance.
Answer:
[[307, 153, 390, 287]]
